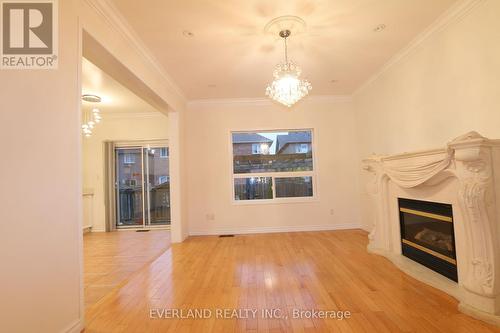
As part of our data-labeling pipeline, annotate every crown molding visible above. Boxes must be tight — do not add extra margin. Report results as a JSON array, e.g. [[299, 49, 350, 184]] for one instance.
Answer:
[[187, 95, 352, 108], [353, 0, 485, 97], [83, 0, 186, 102]]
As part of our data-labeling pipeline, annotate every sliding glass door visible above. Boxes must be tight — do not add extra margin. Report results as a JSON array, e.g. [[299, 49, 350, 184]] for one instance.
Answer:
[[145, 147, 170, 226], [115, 142, 170, 228], [116, 148, 144, 227]]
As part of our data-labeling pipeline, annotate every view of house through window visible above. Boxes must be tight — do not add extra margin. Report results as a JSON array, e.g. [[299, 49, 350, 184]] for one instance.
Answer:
[[231, 130, 314, 201], [115, 144, 171, 227]]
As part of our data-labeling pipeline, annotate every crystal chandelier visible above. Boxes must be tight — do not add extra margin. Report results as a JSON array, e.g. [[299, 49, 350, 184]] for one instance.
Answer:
[[81, 94, 102, 137], [266, 29, 312, 107]]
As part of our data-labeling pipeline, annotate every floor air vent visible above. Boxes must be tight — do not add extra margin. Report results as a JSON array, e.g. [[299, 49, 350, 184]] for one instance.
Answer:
[[219, 234, 235, 237], [136, 229, 150, 232]]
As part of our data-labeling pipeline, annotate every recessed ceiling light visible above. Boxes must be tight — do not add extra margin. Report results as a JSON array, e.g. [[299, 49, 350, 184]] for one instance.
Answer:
[[183, 30, 194, 37], [373, 24, 386, 32]]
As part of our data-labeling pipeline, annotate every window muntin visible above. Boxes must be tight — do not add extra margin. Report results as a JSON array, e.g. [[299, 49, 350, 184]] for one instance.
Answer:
[[231, 130, 315, 201]]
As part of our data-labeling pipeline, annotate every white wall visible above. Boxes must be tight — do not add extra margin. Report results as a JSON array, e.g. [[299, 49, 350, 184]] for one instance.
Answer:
[[354, 0, 500, 231], [82, 113, 169, 231], [185, 98, 361, 235], [0, 1, 83, 332], [354, 0, 500, 158]]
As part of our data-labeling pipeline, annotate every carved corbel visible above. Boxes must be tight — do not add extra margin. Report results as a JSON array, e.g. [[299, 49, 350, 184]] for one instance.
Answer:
[[453, 144, 499, 298], [362, 157, 391, 251]]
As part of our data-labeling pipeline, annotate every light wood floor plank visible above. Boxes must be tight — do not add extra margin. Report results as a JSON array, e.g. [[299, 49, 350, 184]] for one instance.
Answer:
[[84, 230, 500, 332], [83, 230, 171, 308]]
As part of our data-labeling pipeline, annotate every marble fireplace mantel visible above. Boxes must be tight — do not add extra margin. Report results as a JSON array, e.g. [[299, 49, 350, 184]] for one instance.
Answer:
[[362, 131, 500, 326]]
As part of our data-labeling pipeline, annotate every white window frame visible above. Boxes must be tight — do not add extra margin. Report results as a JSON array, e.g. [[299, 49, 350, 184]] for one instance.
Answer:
[[230, 128, 318, 205]]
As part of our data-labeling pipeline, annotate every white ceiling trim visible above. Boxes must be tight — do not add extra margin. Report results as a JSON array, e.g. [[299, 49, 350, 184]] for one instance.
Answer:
[[353, 0, 484, 97], [187, 95, 352, 107], [84, 0, 186, 101]]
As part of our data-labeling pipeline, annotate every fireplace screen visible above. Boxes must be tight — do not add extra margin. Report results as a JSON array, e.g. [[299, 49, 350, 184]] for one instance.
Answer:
[[399, 198, 458, 282]]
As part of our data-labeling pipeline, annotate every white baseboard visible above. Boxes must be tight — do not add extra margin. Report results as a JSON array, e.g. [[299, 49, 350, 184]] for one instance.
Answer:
[[62, 318, 83, 333], [188, 223, 362, 236]]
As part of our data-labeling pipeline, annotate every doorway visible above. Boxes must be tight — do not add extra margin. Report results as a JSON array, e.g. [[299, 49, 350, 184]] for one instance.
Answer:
[[115, 141, 170, 229]]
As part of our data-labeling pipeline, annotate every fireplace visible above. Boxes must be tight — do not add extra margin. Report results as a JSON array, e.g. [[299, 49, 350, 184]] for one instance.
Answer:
[[363, 132, 500, 322], [398, 198, 458, 282]]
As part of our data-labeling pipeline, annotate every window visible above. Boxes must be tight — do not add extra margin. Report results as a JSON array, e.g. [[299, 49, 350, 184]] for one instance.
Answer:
[[158, 175, 169, 184], [123, 179, 137, 186], [251, 143, 261, 154], [231, 130, 315, 201], [251, 143, 270, 155], [160, 147, 169, 158], [123, 153, 135, 164], [296, 143, 309, 154]]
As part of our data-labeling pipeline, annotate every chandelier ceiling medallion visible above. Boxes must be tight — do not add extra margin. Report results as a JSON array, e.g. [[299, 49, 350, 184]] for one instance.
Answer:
[[265, 28, 312, 107], [81, 94, 102, 137]]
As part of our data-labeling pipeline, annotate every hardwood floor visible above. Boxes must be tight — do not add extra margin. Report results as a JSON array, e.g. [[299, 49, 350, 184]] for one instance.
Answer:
[[84, 230, 171, 308], [84, 230, 500, 332]]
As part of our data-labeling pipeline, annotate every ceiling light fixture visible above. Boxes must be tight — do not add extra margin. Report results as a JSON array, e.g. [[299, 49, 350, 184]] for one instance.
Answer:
[[81, 94, 102, 137], [265, 29, 312, 107]]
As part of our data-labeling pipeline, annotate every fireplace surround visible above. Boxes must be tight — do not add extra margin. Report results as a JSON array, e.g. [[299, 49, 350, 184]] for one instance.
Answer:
[[362, 131, 500, 326]]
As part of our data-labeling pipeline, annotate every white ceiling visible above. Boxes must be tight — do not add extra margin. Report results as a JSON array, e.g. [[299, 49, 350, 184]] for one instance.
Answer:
[[81, 57, 159, 114], [110, 0, 457, 99]]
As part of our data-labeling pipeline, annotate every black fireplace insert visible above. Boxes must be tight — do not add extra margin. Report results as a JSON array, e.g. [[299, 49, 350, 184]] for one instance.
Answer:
[[398, 198, 458, 282]]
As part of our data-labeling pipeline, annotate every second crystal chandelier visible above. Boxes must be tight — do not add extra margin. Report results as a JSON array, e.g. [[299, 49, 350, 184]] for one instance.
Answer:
[[81, 94, 102, 137]]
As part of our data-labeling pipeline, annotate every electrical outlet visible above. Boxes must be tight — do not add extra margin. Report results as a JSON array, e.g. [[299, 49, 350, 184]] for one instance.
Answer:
[[330, 209, 335, 215], [206, 213, 215, 221]]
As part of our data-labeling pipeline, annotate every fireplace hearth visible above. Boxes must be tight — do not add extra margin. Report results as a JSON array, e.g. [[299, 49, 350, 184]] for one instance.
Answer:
[[399, 198, 457, 282]]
